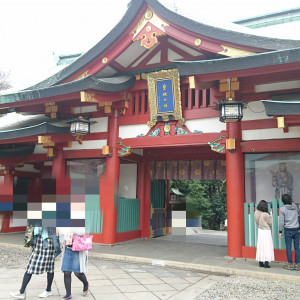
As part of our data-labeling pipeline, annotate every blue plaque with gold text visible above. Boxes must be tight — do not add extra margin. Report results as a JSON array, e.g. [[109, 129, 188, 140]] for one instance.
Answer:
[[143, 69, 184, 127], [156, 79, 174, 113]]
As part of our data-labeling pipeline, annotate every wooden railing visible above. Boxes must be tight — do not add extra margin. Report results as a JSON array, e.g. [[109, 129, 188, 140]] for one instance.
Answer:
[[119, 86, 219, 125]]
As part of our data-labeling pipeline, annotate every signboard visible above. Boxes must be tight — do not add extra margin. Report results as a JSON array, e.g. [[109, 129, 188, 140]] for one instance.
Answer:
[[143, 69, 184, 127]]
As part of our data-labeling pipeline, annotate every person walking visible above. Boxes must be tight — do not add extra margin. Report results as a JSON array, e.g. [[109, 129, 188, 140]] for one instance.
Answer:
[[254, 200, 274, 268], [10, 226, 61, 299], [59, 230, 89, 300], [279, 193, 300, 271]]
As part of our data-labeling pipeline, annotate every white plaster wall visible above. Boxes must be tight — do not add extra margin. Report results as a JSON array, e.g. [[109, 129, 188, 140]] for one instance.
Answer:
[[44, 161, 53, 166], [64, 139, 107, 150], [119, 124, 149, 139], [242, 101, 272, 121], [243, 126, 300, 141], [15, 164, 40, 173], [90, 117, 108, 133], [119, 164, 137, 199], [72, 105, 98, 114], [132, 149, 143, 156], [185, 117, 226, 133], [33, 144, 48, 154], [10, 215, 26, 227]]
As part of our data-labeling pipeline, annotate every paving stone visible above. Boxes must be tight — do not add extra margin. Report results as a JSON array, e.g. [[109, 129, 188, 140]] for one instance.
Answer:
[[124, 291, 160, 300], [117, 284, 148, 293], [135, 277, 165, 284], [153, 291, 178, 300]]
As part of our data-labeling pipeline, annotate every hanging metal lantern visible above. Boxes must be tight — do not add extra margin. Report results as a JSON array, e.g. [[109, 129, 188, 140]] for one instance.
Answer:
[[217, 99, 245, 123], [67, 116, 96, 141], [69, 116, 90, 135]]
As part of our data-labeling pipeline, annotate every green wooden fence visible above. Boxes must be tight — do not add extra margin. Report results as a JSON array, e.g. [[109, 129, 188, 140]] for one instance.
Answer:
[[244, 199, 289, 250], [85, 194, 103, 234], [117, 198, 140, 233]]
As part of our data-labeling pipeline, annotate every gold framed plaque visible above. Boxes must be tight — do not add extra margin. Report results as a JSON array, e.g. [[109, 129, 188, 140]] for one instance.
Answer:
[[142, 69, 184, 127]]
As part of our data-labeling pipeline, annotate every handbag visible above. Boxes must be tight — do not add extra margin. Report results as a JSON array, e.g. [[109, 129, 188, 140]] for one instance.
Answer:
[[24, 225, 35, 247], [72, 235, 93, 251]]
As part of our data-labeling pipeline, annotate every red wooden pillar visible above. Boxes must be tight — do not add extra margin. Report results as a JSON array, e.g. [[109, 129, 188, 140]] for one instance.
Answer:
[[2, 167, 14, 205], [51, 147, 67, 195], [137, 161, 145, 233], [100, 108, 120, 244], [226, 121, 244, 258], [141, 152, 151, 238], [0, 167, 14, 233]]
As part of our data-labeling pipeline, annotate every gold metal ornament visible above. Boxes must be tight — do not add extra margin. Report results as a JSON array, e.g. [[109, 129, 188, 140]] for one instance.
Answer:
[[194, 38, 202, 46], [164, 124, 171, 133], [218, 45, 255, 57]]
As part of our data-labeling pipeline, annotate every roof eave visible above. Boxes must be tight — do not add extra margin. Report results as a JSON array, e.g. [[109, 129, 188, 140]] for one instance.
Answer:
[[0, 76, 136, 106], [173, 47, 300, 76]]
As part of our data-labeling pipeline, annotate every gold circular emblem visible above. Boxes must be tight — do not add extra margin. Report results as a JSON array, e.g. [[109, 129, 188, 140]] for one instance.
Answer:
[[146, 25, 152, 32], [164, 124, 171, 133], [194, 169, 201, 176], [102, 57, 108, 64], [194, 38, 202, 46], [145, 10, 153, 20]]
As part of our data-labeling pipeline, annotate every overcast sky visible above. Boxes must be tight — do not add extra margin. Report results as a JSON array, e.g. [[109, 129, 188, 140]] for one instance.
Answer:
[[1, 0, 300, 90]]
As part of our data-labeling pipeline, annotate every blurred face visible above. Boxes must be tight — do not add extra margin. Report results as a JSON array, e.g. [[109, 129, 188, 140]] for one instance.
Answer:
[[279, 164, 287, 172]]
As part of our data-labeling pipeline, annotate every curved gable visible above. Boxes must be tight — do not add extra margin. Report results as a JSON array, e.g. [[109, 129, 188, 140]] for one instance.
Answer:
[[27, 0, 300, 91]]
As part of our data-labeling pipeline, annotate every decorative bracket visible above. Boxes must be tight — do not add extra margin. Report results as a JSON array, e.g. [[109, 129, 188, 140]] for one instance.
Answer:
[[219, 78, 240, 99], [208, 134, 226, 154], [80, 91, 130, 115], [38, 136, 56, 158], [117, 141, 132, 157], [45, 102, 58, 119]]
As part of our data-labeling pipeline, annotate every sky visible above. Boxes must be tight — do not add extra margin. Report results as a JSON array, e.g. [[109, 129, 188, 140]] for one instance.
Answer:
[[1, 0, 300, 90]]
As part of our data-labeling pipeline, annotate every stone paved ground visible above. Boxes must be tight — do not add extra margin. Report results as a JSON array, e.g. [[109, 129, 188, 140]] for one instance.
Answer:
[[2, 237, 300, 299], [2, 257, 224, 300]]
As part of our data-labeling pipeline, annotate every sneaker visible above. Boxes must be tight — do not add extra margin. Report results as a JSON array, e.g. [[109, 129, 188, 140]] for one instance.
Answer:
[[283, 263, 294, 271], [39, 291, 53, 298], [294, 263, 300, 271], [9, 292, 25, 299]]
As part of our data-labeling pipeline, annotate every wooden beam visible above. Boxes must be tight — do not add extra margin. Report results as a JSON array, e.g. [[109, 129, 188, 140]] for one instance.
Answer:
[[241, 138, 300, 153], [122, 132, 224, 149], [63, 149, 103, 159]]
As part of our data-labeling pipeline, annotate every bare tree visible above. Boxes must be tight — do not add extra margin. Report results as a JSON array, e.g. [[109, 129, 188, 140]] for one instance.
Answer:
[[0, 70, 12, 91]]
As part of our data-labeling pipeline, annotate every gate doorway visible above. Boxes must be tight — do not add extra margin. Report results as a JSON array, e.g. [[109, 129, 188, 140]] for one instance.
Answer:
[[150, 180, 167, 238], [149, 158, 227, 241]]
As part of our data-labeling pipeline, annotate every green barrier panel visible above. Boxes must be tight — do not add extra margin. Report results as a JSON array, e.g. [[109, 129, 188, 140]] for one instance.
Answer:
[[272, 198, 279, 249], [255, 203, 258, 244], [278, 199, 285, 250], [244, 200, 287, 250], [117, 198, 140, 233], [249, 203, 255, 247], [244, 203, 249, 246], [85, 194, 102, 234]]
